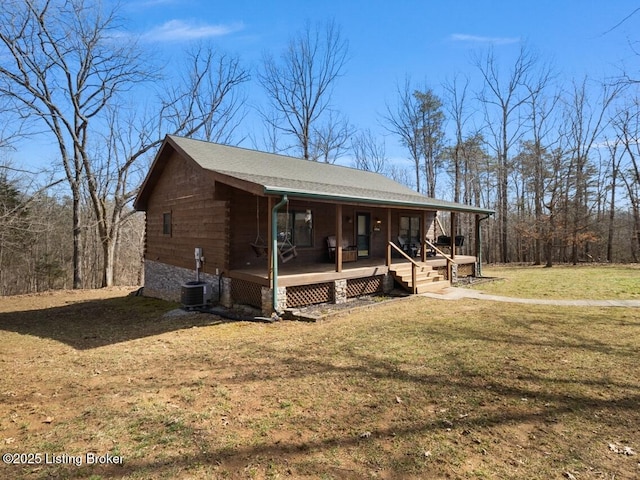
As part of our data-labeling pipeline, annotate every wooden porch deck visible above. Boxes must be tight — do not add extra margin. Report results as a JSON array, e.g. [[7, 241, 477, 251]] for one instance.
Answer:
[[229, 255, 477, 287]]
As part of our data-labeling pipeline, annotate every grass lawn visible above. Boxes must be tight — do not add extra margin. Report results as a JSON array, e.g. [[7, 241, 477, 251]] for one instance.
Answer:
[[472, 264, 640, 300], [0, 286, 639, 479]]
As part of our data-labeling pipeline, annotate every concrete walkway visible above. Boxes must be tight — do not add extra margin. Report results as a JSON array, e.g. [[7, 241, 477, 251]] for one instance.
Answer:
[[421, 287, 640, 307]]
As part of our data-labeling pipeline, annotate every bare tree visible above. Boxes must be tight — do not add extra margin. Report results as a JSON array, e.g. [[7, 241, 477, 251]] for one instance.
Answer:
[[0, 98, 27, 151], [384, 78, 446, 196], [259, 19, 348, 160], [388, 164, 414, 189], [0, 162, 66, 294], [415, 89, 446, 197], [90, 46, 248, 287], [249, 110, 285, 154], [154, 47, 249, 145], [383, 78, 423, 192], [310, 110, 353, 163], [0, 171, 31, 292], [351, 129, 388, 173], [474, 45, 540, 263], [542, 145, 569, 267], [604, 133, 623, 262], [562, 78, 621, 264], [613, 101, 640, 258], [443, 74, 472, 204], [0, 0, 150, 288], [524, 65, 558, 264], [0, 1, 249, 288]]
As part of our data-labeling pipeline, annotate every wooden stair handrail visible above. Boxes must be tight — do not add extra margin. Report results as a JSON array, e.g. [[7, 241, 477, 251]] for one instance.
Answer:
[[389, 241, 421, 266], [424, 240, 457, 265], [425, 239, 457, 282], [388, 241, 418, 294]]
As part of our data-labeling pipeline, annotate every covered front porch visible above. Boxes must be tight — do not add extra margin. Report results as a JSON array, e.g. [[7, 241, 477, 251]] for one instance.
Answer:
[[221, 187, 492, 314]]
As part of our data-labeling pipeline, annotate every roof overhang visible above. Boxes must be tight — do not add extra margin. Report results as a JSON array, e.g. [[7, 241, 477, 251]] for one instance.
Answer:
[[134, 135, 495, 217], [262, 186, 495, 215]]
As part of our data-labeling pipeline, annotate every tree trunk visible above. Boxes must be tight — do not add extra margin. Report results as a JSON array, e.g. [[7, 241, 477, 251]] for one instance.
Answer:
[[533, 146, 543, 265], [500, 110, 509, 264], [100, 207, 123, 288], [606, 163, 617, 263], [102, 236, 115, 288], [72, 190, 83, 289], [545, 207, 555, 268]]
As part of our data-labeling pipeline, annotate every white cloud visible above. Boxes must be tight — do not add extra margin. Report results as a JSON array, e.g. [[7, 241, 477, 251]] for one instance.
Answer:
[[450, 33, 520, 46], [143, 19, 244, 42]]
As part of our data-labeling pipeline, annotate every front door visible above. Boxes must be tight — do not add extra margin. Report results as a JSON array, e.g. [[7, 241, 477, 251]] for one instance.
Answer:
[[356, 213, 370, 258]]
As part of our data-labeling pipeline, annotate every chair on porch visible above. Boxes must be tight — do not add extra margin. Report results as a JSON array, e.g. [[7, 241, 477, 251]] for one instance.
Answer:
[[397, 236, 418, 257], [434, 235, 465, 254], [327, 235, 357, 262], [277, 232, 298, 263], [435, 235, 465, 247], [435, 235, 451, 247]]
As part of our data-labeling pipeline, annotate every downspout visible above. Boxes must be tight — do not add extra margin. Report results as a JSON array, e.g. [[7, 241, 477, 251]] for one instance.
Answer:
[[271, 195, 288, 313], [477, 214, 491, 277]]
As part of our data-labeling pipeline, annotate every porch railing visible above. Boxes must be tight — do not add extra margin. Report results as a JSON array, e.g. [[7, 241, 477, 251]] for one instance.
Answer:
[[425, 239, 458, 281], [388, 241, 419, 294]]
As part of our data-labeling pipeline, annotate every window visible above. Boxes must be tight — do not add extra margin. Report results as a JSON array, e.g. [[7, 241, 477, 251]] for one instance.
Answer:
[[162, 212, 172, 236], [399, 215, 420, 245], [277, 210, 313, 247]]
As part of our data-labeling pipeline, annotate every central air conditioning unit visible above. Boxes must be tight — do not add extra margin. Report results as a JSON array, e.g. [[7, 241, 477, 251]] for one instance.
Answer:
[[181, 281, 212, 309]]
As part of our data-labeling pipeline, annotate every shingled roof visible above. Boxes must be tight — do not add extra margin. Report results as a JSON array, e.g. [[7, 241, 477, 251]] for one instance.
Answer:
[[134, 135, 495, 215]]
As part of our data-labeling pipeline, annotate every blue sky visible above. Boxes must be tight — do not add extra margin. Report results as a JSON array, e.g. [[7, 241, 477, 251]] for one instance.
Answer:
[[125, 0, 638, 152], [11, 0, 640, 173]]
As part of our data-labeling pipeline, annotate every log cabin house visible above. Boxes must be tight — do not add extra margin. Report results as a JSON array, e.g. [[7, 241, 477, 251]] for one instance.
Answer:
[[134, 135, 494, 315]]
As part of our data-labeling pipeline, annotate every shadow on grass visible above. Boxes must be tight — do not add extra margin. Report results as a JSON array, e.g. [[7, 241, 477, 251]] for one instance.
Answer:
[[3, 295, 639, 478], [33, 345, 640, 480], [0, 295, 224, 350]]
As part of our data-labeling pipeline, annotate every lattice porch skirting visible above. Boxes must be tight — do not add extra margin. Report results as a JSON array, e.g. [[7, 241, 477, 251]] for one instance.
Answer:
[[286, 282, 334, 308], [228, 273, 393, 314], [346, 275, 384, 298], [230, 278, 263, 308]]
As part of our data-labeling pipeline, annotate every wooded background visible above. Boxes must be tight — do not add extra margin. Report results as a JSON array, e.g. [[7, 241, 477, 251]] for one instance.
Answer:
[[1, 1, 639, 295]]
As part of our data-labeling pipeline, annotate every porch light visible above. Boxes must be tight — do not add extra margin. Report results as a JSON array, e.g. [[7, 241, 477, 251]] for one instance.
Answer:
[[373, 218, 382, 232]]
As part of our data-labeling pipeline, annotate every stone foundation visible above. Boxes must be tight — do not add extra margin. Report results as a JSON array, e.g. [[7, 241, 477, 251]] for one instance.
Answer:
[[436, 262, 474, 283], [145, 259, 395, 314], [261, 287, 272, 315], [334, 279, 348, 304], [382, 273, 394, 293], [219, 277, 232, 308], [143, 259, 220, 302]]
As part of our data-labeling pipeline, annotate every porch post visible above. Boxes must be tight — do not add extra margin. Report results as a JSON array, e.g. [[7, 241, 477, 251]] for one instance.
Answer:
[[271, 195, 289, 313], [267, 197, 273, 288], [335, 204, 343, 273], [421, 210, 427, 262], [450, 211, 456, 260], [475, 214, 482, 277], [386, 208, 391, 266]]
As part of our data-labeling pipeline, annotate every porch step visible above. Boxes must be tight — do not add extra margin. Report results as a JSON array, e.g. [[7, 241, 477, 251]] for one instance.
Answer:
[[389, 262, 449, 294]]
